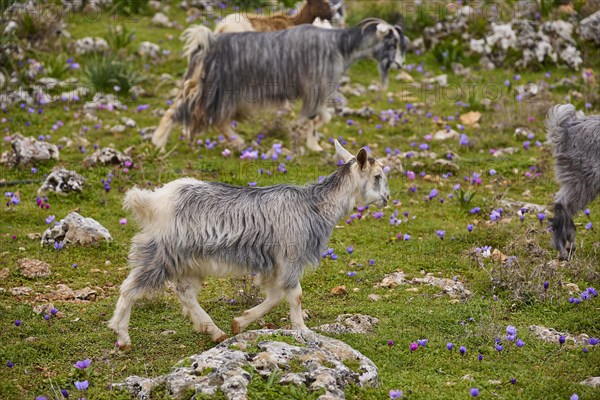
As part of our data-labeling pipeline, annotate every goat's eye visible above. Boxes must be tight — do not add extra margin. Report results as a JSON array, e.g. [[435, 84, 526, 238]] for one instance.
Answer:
[[374, 175, 382, 180]]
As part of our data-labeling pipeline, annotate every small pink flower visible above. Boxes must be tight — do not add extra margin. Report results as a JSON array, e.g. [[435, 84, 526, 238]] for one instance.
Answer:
[[119, 218, 127, 225]]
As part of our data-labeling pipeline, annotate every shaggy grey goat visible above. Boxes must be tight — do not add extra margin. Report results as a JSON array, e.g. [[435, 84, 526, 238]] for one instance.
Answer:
[[109, 140, 390, 349], [546, 104, 600, 260], [152, 18, 407, 152]]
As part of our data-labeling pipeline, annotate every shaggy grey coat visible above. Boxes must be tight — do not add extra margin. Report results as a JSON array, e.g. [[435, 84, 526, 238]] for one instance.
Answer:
[[546, 104, 600, 260], [127, 162, 358, 292], [108, 141, 389, 347], [180, 18, 407, 135]]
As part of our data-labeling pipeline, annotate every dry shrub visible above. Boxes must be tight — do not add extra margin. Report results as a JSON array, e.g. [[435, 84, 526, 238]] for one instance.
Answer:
[[482, 229, 599, 303]]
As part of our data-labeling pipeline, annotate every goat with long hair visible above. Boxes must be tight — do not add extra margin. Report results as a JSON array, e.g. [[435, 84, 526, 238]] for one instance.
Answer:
[[108, 141, 390, 349], [546, 104, 600, 260], [152, 18, 407, 151], [214, 0, 336, 33]]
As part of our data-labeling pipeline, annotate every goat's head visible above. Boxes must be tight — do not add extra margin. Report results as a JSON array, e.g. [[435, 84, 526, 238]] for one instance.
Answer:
[[335, 140, 390, 208], [308, 0, 335, 20], [371, 22, 409, 87]]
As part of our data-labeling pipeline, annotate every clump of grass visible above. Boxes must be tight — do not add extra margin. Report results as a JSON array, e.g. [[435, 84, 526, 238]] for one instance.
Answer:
[[456, 188, 477, 211], [431, 40, 464, 69], [345, 0, 404, 26], [111, 0, 151, 16], [106, 25, 136, 51], [84, 56, 139, 95], [9, 8, 65, 50], [43, 54, 71, 80]]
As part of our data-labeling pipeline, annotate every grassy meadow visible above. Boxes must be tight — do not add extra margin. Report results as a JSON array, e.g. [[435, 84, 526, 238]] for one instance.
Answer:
[[1, 1, 599, 399]]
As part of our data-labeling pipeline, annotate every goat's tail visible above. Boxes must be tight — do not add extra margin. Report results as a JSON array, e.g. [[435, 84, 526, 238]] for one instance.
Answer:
[[152, 25, 213, 150], [123, 187, 155, 225], [546, 103, 576, 145], [180, 24, 215, 64]]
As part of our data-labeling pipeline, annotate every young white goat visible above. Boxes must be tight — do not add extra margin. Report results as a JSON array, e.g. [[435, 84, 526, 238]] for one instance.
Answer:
[[546, 104, 600, 260], [108, 140, 390, 349]]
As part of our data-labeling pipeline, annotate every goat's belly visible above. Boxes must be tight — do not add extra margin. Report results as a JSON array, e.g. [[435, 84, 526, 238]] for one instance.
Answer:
[[192, 258, 254, 278]]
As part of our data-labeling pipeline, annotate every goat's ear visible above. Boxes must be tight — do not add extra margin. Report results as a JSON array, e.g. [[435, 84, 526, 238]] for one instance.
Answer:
[[334, 139, 354, 163], [356, 148, 368, 170], [376, 23, 392, 38]]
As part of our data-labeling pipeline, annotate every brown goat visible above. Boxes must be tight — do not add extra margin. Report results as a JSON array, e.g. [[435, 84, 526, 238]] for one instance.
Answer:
[[214, 0, 333, 33]]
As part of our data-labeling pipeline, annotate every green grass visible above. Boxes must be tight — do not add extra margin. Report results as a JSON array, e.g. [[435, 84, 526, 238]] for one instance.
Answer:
[[1, 1, 599, 399]]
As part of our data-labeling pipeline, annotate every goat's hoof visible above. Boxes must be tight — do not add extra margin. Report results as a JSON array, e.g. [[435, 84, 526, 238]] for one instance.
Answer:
[[214, 333, 229, 343], [118, 343, 133, 352], [231, 319, 242, 335]]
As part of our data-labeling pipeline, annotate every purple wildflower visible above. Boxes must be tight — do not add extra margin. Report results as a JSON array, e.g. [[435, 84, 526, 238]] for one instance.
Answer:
[[74, 380, 89, 390], [389, 389, 403, 399], [446, 342, 453, 350], [74, 359, 91, 370], [470, 388, 479, 397], [409, 342, 418, 351]]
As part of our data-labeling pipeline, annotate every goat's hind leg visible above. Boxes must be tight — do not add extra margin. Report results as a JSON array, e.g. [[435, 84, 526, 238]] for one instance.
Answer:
[[232, 277, 284, 334], [285, 284, 308, 331], [108, 272, 149, 351], [174, 278, 228, 343]]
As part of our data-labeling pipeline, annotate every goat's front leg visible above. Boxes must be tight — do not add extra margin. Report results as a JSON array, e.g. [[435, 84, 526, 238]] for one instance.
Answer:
[[174, 279, 228, 343], [305, 108, 331, 152], [232, 282, 284, 334], [216, 121, 245, 149]]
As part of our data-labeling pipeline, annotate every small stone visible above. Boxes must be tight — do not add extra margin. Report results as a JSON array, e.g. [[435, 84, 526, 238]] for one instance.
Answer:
[[32, 303, 55, 315], [579, 11, 600, 45], [529, 325, 589, 345], [314, 314, 379, 334], [41, 212, 112, 248], [367, 294, 381, 302], [26, 233, 41, 240], [0, 268, 8, 279], [11, 286, 33, 296], [433, 129, 459, 141], [138, 41, 161, 59], [0, 134, 59, 167], [161, 330, 177, 335], [18, 258, 51, 278], [83, 147, 131, 168], [330, 285, 347, 295], [580, 377, 600, 387], [151, 12, 173, 28], [459, 111, 481, 126], [74, 287, 97, 301], [38, 168, 85, 195]]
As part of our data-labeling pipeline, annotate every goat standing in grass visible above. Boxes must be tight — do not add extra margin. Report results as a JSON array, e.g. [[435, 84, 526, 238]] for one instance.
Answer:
[[152, 18, 407, 152], [109, 140, 390, 349], [214, 0, 335, 33], [546, 104, 600, 260]]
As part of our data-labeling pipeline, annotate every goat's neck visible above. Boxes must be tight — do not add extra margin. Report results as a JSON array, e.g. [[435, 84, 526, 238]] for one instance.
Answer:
[[291, 1, 316, 25], [314, 168, 357, 225], [340, 27, 379, 67]]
